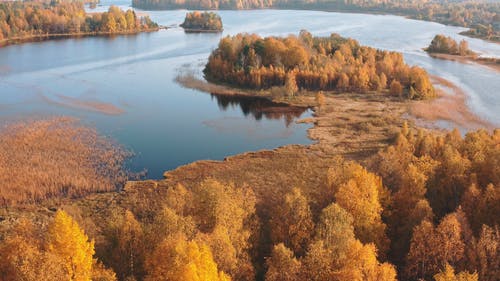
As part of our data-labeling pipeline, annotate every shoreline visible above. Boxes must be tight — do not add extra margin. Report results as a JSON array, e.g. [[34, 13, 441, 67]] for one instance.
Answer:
[[410, 75, 493, 131], [182, 28, 223, 33], [0, 28, 162, 48], [427, 52, 500, 73], [0, 68, 496, 223], [178, 73, 494, 141], [177, 73, 412, 157]]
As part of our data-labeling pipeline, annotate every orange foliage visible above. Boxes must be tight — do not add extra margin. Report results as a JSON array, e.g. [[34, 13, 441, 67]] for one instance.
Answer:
[[204, 32, 435, 99]]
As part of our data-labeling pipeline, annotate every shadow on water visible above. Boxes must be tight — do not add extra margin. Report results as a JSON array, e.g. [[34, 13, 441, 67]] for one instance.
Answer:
[[210, 94, 309, 127]]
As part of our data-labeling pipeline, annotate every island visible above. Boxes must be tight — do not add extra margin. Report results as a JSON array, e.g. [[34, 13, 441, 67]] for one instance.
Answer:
[[204, 31, 435, 100], [426, 34, 500, 72], [131, 0, 500, 42], [180, 11, 223, 32], [0, 2, 159, 47]]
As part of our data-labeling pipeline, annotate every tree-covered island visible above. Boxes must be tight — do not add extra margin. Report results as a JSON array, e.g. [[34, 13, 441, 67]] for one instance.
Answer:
[[204, 31, 435, 100], [180, 11, 223, 32]]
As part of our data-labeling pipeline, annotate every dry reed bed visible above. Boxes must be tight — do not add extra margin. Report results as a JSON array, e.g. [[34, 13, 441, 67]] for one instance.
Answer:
[[0, 117, 131, 205]]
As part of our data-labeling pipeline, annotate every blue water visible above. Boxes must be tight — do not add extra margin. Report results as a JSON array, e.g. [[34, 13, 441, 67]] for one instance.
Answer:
[[0, 1, 499, 178]]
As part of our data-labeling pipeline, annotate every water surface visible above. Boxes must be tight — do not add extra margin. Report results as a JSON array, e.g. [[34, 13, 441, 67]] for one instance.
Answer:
[[1, 2, 499, 177]]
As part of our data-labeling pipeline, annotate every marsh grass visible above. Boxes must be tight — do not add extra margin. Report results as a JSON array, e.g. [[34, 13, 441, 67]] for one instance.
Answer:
[[0, 117, 132, 205]]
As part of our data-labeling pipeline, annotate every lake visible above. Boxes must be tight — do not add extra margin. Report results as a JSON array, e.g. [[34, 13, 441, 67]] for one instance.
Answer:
[[0, 0, 499, 178]]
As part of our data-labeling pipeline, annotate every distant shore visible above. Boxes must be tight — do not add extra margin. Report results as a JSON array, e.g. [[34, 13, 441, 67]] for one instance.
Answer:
[[0, 28, 162, 48], [182, 28, 223, 33], [131, 4, 499, 43]]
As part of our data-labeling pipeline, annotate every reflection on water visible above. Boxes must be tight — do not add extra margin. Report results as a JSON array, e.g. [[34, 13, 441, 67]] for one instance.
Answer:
[[211, 94, 308, 127]]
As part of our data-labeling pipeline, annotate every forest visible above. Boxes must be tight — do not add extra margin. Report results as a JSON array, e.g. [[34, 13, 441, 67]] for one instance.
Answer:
[[130, 0, 500, 41], [0, 2, 158, 43], [426, 35, 473, 56], [0, 121, 498, 281], [180, 11, 223, 32], [204, 31, 435, 100]]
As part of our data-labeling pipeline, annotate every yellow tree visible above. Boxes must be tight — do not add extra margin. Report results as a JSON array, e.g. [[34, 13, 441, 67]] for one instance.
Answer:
[[406, 220, 439, 280], [191, 179, 257, 280], [434, 263, 478, 281], [334, 163, 389, 256], [435, 213, 465, 269], [0, 220, 67, 281], [265, 243, 301, 281], [315, 203, 355, 254], [475, 225, 500, 281], [46, 210, 94, 281], [302, 202, 396, 281], [389, 80, 403, 96], [103, 210, 145, 281], [144, 236, 230, 281], [91, 261, 117, 281], [284, 73, 298, 97], [270, 187, 314, 256]]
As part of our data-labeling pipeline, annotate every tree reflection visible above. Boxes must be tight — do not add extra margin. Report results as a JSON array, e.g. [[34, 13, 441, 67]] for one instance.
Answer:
[[211, 94, 308, 127]]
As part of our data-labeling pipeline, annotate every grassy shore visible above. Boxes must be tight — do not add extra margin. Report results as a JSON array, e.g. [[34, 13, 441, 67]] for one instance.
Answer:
[[428, 52, 500, 73], [0, 28, 161, 48]]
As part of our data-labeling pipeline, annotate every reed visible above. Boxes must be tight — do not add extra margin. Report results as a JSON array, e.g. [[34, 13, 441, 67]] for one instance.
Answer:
[[0, 117, 132, 205]]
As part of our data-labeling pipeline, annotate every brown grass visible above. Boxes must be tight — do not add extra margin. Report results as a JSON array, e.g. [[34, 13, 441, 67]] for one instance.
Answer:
[[0, 117, 132, 205], [410, 75, 493, 130], [177, 72, 408, 159]]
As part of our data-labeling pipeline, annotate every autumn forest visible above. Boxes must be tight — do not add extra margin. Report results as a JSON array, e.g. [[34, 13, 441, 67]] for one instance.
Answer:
[[0, 1, 498, 281], [1, 123, 498, 281], [0, 2, 158, 44], [204, 32, 435, 99]]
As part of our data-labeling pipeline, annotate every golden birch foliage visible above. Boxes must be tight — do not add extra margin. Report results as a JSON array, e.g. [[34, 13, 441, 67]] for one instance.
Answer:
[[104, 210, 145, 281], [406, 220, 438, 280], [144, 236, 230, 281], [46, 210, 95, 281], [435, 213, 465, 267], [475, 225, 500, 281], [199, 225, 238, 278], [0, 230, 67, 281], [270, 187, 314, 256], [302, 239, 396, 281], [434, 264, 478, 281], [92, 261, 118, 281], [315, 203, 355, 253], [191, 179, 257, 280], [265, 243, 301, 281], [333, 163, 389, 255]]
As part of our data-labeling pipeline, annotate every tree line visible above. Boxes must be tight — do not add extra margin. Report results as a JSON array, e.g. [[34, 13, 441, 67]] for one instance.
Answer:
[[0, 2, 158, 43], [131, 0, 500, 41], [204, 31, 435, 100], [0, 123, 498, 280]]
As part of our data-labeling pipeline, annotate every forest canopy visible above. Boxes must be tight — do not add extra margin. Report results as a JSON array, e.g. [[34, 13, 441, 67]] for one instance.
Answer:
[[0, 2, 158, 43], [1, 126, 498, 281], [180, 11, 223, 32], [204, 31, 435, 99]]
